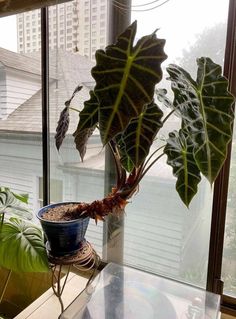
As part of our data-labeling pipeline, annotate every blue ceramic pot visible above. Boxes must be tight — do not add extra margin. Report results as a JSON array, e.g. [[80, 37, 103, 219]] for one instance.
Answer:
[[37, 202, 90, 257]]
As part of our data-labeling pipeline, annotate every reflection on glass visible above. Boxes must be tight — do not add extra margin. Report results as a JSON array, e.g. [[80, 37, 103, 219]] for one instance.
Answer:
[[61, 263, 220, 319]]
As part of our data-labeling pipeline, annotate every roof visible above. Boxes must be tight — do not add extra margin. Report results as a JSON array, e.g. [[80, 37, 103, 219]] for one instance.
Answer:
[[0, 47, 45, 76], [0, 49, 95, 133]]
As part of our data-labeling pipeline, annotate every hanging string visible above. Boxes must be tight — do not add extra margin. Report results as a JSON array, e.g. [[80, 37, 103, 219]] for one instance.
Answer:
[[114, 0, 165, 8], [112, 0, 171, 12]]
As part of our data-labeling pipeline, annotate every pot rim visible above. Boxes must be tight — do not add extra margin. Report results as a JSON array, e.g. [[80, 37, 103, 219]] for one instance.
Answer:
[[36, 201, 89, 224]]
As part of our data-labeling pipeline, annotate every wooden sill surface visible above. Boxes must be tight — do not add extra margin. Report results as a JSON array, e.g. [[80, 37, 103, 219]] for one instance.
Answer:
[[14, 273, 88, 319], [13, 270, 235, 319]]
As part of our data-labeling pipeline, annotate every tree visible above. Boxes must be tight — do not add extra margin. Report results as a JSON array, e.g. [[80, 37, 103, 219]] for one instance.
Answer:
[[177, 22, 227, 74]]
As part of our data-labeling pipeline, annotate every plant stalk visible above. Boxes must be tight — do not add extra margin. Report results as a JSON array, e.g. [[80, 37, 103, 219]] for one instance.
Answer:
[[162, 109, 176, 124], [140, 152, 165, 180], [143, 145, 165, 170], [0, 270, 12, 304], [69, 106, 80, 113]]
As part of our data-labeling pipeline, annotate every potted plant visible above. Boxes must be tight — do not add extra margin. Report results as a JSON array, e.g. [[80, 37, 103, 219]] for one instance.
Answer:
[[37, 21, 235, 257], [0, 187, 49, 318], [37, 201, 90, 257]]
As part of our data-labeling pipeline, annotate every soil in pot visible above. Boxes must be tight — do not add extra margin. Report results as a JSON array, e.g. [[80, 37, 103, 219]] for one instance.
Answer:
[[42, 203, 83, 221]]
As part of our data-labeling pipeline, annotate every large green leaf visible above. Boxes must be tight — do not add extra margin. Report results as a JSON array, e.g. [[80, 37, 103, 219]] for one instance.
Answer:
[[167, 58, 235, 184], [122, 101, 163, 167], [0, 187, 32, 220], [164, 130, 201, 207], [0, 218, 49, 272], [73, 91, 99, 160], [92, 21, 167, 144]]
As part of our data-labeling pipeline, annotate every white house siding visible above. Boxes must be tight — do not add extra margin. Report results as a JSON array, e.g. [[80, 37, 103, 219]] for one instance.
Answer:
[[1, 67, 41, 119], [0, 63, 6, 119], [124, 176, 212, 283], [0, 135, 42, 210]]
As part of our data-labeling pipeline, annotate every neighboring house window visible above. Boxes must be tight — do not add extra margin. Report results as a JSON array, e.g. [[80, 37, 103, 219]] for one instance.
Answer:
[[38, 177, 63, 208]]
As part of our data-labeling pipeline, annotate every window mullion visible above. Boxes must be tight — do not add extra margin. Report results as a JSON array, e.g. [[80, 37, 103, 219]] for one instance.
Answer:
[[41, 6, 50, 206], [102, 0, 131, 263]]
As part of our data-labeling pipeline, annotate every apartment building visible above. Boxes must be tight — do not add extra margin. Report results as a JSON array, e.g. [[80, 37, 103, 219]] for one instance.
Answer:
[[16, 0, 108, 60]]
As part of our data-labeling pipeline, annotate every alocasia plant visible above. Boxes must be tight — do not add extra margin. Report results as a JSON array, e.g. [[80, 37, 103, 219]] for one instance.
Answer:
[[55, 21, 235, 221]]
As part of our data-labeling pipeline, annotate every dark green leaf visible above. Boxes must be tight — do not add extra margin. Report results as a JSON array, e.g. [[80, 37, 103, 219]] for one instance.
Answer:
[[116, 135, 134, 172], [65, 85, 83, 107], [55, 106, 70, 151], [0, 188, 32, 220], [164, 130, 201, 207], [55, 85, 83, 151], [76, 91, 99, 132], [167, 57, 235, 184], [122, 101, 163, 167], [73, 91, 99, 160], [0, 218, 49, 272], [92, 21, 167, 144], [74, 126, 96, 161]]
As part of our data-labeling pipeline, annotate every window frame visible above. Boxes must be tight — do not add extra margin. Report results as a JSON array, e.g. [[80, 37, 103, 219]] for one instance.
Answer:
[[1, 0, 235, 314], [206, 0, 236, 315]]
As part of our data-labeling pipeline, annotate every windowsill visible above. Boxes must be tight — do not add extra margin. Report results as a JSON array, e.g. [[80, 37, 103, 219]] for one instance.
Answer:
[[13, 267, 235, 319], [14, 272, 88, 319]]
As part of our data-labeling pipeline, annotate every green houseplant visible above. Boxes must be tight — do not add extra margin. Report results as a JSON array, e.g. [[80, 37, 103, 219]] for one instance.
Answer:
[[0, 187, 49, 317], [39, 21, 234, 248]]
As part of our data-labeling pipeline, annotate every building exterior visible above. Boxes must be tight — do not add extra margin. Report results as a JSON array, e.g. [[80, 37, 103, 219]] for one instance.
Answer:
[[16, 0, 108, 60]]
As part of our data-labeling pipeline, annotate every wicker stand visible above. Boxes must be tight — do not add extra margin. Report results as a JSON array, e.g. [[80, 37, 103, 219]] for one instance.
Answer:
[[47, 241, 100, 313]]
